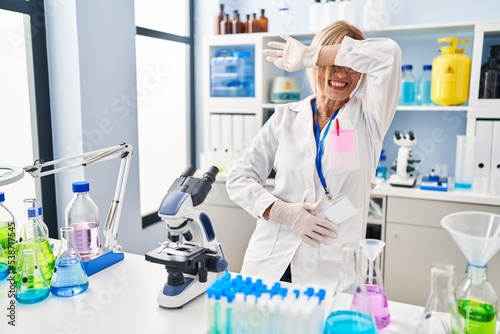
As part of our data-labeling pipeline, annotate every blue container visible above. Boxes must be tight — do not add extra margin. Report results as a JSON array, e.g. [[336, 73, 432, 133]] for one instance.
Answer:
[[417, 65, 434, 105], [399, 64, 416, 105], [210, 48, 255, 97]]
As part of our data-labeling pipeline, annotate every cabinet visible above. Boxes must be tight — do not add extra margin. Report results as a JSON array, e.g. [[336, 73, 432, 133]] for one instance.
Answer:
[[384, 196, 500, 307]]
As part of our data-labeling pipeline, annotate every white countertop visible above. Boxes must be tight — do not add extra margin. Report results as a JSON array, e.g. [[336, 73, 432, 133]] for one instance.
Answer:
[[0, 250, 425, 333]]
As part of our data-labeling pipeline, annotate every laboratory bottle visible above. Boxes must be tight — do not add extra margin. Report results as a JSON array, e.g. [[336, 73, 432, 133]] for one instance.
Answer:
[[232, 12, 242, 34], [50, 226, 89, 297], [0, 192, 15, 258], [375, 149, 387, 180], [324, 0, 339, 26], [309, 0, 324, 33], [220, 14, 232, 35], [415, 263, 464, 334], [15, 213, 54, 284], [480, 45, 500, 99], [15, 248, 50, 304], [259, 9, 268, 33], [324, 243, 377, 334], [242, 14, 250, 34], [455, 262, 497, 334], [249, 13, 260, 33], [398, 64, 416, 105], [416, 64, 434, 105], [215, 4, 225, 35], [359, 239, 391, 330], [377, 0, 390, 28], [65, 181, 100, 260], [362, 0, 375, 30], [339, 0, 355, 25]]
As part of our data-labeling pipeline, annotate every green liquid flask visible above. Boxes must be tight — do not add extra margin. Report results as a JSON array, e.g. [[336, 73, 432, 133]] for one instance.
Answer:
[[50, 226, 88, 297], [15, 208, 55, 284], [456, 263, 497, 334], [15, 247, 50, 304], [324, 243, 377, 334], [415, 263, 464, 334]]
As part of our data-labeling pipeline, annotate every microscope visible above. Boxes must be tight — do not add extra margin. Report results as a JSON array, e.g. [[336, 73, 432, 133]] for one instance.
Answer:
[[145, 165, 228, 308], [388, 130, 421, 187]]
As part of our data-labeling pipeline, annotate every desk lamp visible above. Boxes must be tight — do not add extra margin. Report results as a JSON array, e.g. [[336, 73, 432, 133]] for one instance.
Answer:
[[0, 143, 133, 275]]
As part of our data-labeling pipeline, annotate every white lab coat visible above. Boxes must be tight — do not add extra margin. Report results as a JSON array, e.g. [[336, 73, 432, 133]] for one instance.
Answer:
[[226, 36, 402, 290]]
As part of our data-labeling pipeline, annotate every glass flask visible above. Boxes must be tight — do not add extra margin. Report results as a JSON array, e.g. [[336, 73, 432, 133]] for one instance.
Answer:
[[323, 243, 377, 334], [15, 209, 55, 284], [22, 198, 49, 238], [15, 248, 50, 304], [50, 226, 89, 297], [415, 263, 464, 334], [359, 239, 391, 330], [0, 242, 10, 281], [456, 263, 497, 334]]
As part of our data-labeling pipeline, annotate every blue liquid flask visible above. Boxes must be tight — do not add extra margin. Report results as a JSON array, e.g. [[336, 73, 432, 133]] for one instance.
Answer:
[[0, 243, 9, 281], [50, 226, 89, 297], [398, 64, 416, 105], [417, 65, 434, 105], [323, 243, 377, 334], [15, 248, 50, 304]]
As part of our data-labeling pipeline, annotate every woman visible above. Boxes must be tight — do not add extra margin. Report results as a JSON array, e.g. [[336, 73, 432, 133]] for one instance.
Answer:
[[226, 21, 401, 289]]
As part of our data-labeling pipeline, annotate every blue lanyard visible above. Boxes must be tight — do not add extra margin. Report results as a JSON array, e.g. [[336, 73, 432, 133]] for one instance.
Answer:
[[312, 100, 339, 200]]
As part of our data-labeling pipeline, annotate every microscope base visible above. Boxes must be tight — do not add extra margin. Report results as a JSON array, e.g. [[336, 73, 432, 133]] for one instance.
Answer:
[[157, 272, 218, 309], [389, 174, 416, 188]]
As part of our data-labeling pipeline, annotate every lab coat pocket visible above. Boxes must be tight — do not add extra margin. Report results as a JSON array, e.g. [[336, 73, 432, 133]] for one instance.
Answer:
[[325, 119, 360, 174], [319, 209, 363, 261]]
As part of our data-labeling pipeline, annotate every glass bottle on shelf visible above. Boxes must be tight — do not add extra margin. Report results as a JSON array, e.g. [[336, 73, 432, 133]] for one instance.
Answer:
[[479, 45, 500, 99], [324, 243, 377, 334], [15, 248, 50, 304], [399, 64, 416, 105], [232, 12, 242, 34], [242, 14, 250, 34], [259, 9, 268, 32], [415, 263, 464, 334], [375, 149, 387, 180], [249, 13, 260, 33], [215, 4, 225, 35], [456, 262, 497, 334], [417, 64, 434, 105], [50, 226, 89, 297], [220, 14, 232, 35], [65, 181, 100, 260]]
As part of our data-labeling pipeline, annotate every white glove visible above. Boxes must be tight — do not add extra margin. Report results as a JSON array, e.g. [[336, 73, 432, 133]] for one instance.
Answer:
[[269, 200, 338, 247], [263, 34, 323, 72]]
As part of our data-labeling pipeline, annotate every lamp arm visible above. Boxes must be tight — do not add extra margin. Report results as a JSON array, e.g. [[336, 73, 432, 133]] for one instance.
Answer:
[[23, 143, 133, 252]]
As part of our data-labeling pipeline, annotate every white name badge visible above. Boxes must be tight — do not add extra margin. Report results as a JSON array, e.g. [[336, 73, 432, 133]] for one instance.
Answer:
[[321, 195, 358, 224]]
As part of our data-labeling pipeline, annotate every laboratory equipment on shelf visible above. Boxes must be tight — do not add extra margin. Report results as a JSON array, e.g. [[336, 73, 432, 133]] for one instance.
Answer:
[[398, 64, 416, 105], [415, 263, 464, 334], [50, 226, 89, 297], [145, 165, 228, 309], [420, 164, 449, 191], [23, 198, 49, 240], [323, 243, 377, 334], [388, 130, 420, 187], [15, 248, 50, 304], [431, 37, 471, 106], [359, 239, 391, 330], [210, 48, 255, 97], [0, 143, 133, 276], [479, 44, 500, 99], [271, 77, 301, 103], [375, 149, 387, 181], [441, 212, 500, 334], [416, 64, 433, 105]]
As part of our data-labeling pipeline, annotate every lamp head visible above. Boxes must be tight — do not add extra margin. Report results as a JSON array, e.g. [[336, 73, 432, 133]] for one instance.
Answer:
[[0, 166, 25, 186]]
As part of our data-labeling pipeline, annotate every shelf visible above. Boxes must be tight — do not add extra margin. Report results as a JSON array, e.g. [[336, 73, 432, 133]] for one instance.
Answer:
[[396, 105, 469, 112]]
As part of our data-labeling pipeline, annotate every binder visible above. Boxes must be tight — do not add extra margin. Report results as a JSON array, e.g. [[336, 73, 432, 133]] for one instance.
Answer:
[[473, 120, 493, 180], [490, 121, 500, 193], [210, 113, 222, 153], [243, 114, 257, 147], [232, 114, 245, 157]]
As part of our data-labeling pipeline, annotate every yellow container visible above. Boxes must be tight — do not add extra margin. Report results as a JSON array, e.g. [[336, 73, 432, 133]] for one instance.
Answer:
[[431, 37, 471, 106]]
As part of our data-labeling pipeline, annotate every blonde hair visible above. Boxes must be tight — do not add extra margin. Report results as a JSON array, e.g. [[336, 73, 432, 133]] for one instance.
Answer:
[[306, 21, 367, 95]]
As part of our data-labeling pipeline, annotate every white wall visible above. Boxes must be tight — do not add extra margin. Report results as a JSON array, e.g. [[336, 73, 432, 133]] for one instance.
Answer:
[[45, 0, 143, 254]]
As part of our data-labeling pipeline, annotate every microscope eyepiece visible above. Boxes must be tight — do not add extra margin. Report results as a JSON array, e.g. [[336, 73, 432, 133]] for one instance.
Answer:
[[408, 131, 415, 140], [181, 165, 196, 178], [394, 130, 401, 140], [203, 166, 219, 184]]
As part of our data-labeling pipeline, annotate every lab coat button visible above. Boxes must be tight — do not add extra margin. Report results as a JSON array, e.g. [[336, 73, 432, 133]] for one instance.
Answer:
[[347, 46, 353, 52]]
